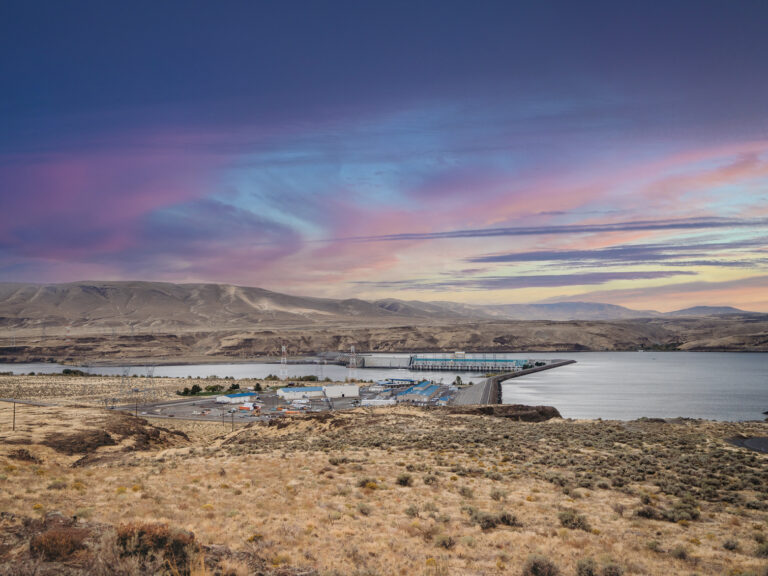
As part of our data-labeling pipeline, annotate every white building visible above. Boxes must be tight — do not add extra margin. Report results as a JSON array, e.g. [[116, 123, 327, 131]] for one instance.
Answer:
[[277, 386, 325, 401], [216, 392, 259, 404], [323, 384, 359, 398]]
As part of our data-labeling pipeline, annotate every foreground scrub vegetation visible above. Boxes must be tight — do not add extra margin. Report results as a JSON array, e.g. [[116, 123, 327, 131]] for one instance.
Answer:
[[0, 400, 767, 575]]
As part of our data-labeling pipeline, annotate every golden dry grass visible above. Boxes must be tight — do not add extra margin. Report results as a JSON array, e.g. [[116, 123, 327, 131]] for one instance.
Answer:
[[0, 391, 766, 575]]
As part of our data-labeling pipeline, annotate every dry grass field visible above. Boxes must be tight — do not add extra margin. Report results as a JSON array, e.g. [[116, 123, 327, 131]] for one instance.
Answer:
[[0, 379, 766, 575], [0, 373, 300, 408]]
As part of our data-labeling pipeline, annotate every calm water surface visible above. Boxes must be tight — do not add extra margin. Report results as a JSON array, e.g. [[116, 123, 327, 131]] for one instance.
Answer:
[[5, 352, 767, 421], [500, 352, 767, 421]]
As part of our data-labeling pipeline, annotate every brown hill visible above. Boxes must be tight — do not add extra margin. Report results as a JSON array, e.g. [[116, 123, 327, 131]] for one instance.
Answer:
[[1, 281, 766, 360]]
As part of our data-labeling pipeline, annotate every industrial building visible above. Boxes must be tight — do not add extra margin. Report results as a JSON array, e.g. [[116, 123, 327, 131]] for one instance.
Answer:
[[323, 384, 359, 398], [216, 392, 260, 404], [395, 380, 440, 403], [277, 386, 325, 401]]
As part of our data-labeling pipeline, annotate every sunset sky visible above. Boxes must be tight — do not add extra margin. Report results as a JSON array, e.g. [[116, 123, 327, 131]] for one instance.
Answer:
[[1, 1, 767, 311]]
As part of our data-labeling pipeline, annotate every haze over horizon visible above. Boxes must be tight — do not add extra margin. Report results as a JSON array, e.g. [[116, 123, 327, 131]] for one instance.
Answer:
[[2, 1, 768, 312]]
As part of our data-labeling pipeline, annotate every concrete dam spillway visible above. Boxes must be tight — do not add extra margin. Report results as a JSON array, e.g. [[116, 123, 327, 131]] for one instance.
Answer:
[[353, 352, 567, 373]]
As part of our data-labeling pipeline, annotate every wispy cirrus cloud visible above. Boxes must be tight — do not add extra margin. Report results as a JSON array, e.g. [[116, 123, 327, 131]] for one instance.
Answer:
[[333, 217, 768, 243], [539, 274, 768, 312], [467, 238, 768, 268]]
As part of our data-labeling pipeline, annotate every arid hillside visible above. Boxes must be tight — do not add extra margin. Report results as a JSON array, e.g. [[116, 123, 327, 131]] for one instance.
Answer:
[[0, 394, 766, 575], [1, 281, 767, 362], [2, 315, 768, 365]]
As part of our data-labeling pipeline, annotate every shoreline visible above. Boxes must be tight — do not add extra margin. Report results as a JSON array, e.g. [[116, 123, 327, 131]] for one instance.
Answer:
[[2, 348, 768, 369]]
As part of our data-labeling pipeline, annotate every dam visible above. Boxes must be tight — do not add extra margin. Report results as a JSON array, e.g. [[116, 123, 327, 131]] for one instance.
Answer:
[[355, 352, 550, 373]]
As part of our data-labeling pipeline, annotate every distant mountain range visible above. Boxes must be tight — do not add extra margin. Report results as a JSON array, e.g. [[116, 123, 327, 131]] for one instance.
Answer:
[[0, 281, 760, 333]]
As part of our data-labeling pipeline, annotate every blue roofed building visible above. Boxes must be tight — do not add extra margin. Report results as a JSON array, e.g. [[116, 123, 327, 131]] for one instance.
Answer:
[[396, 381, 440, 404]]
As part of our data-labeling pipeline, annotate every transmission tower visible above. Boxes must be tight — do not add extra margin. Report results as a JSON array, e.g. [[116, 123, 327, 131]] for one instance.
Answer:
[[145, 365, 156, 402], [347, 345, 358, 382], [279, 344, 288, 380], [120, 367, 131, 401]]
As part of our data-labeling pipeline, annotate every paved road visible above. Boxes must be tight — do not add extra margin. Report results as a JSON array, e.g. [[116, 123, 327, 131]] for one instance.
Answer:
[[451, 360, 577, 406], [452, 377, 498, 405]]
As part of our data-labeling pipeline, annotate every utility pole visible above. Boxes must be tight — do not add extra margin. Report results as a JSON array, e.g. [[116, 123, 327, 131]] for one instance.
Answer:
[[12, 400, 16, 432]]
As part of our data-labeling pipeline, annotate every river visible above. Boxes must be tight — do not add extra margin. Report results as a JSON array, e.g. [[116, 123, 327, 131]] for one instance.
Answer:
[[3, 351, 766, 421]]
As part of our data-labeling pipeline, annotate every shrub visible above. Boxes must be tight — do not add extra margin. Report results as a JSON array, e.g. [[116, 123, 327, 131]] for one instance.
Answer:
[[477, 511, 498, 530], [669, 545, 688, 560], [756, 542, 768, 558], [521, 554, 560, 576], [576, 558, 597, 576], [357, 503, 371, 516], [30, 527, 89, 561], [47, 480, 67, 490], [635, 505, 662, 520], [490, 488, 506, 501], [405, 505, 420, 518], [664, 498, 700, 522], [601, 563, 623, 576], [498, 511, 521, 527], [723, 538, 739, 551], [458, 486, 474, 499], [434, 534, 455, 549], [423, 474, 438, 485], [396, 473, 413, 487], [357, 478, 378, 490], [116, 522, 196, 570], [558, 508, 591, 532]]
